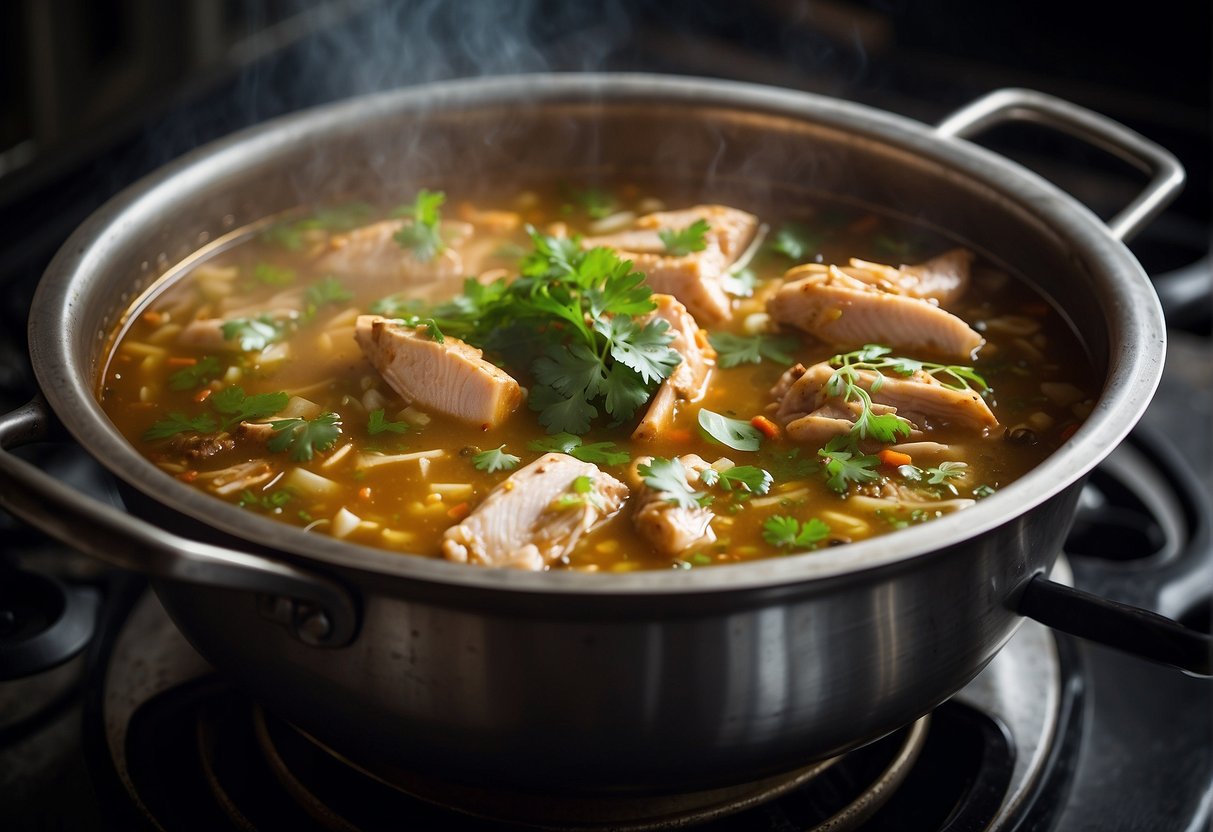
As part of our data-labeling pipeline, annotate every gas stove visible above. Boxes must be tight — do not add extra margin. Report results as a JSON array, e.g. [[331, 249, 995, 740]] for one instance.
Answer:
[[0, 2, 1209, 830]]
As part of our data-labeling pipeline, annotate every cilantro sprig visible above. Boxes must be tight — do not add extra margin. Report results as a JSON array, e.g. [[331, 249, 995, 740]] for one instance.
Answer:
[[167, 356, 222, 391], [210, 386, 290, 429], [367, 409, 411, 435], [658, 219, 711, 256], [767, 223, 818, 261], [817, 435, 880, 494], [699, 465, 773, 495], [472, 445, 521, 473], [762, 515, 831, 549], [527, 434, 630, 466], [142, 412, 218, 441], [267, 413, 342, 462], [393, 189, 446, 262], [708, 332, 801, 369], [637, 457, 710, 510]]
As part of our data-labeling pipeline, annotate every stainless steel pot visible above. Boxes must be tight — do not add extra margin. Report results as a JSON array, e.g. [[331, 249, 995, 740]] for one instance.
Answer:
[[1, 75, 1208, 794]]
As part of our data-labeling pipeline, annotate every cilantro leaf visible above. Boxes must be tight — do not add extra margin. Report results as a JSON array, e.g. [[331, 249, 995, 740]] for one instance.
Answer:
[[637, 457, 708, 510], [700, 465, 773, 495], [220, 316, 285, 352], [472, 445, 521, 473], [762, 515, 831, 549], [658, 219, 711, 256], [209, 386, 289, 427], [305, 276, 353, 310], [267, 413, 342, 462], [817, 435, 880, 493], [533, 341, 608, 399], [253, 263, 295, 286], [238, 488, 294, 511], [763, 447, 818, 480], [167, 356, 222, 391], [527, 434, 630, 465], [530, 385, 598, 435], [393, 189, 445, 262], [142, 412, 218, 441], [767, 223, 818, 261], [698, 409, 763, 452], [708, 332, 801, 369], [926, 461, 967, 484], [566, 186, 616, 219], [367, 408, 411, 435], [603, 317, 681, 385], [370, 294, 426, 318]]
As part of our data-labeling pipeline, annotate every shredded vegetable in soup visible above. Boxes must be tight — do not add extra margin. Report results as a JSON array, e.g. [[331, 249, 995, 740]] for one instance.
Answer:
[[99, 186, 1098, 571]]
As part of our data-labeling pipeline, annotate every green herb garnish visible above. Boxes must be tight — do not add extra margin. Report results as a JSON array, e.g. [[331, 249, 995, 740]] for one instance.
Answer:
[[238, 488, 293, 511], [367, 409, 410, 436], [658, 219, 711, 256], [220, 316, 285, 352], [472, 445, 521, 473], [527, 433, 630, 466], [167, 356, 222, 391], [267, 413, 342, 462], [817, 435, 881, 494], [637, 457, 710, 510], [767, 223, 818, 261], [554, 474, 606, 510], [708, 332, 801, 369], [566, 186, 616, 219], [698, 408, 763, 452], [252, 263, 296, 286], [209, 386, 289, 428], [305, 276, 353, 311], [392, 189, 446, 262], [762, 515, 831, 549], [699, 465, 773, 495], [142, 412, 218, 441]]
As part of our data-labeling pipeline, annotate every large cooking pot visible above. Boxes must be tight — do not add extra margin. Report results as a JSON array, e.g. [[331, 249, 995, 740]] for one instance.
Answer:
[[0, 75, 1208, 794]]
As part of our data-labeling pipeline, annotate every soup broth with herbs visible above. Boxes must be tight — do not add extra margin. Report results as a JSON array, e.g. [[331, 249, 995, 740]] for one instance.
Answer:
[[99, 185, 1097, 571]]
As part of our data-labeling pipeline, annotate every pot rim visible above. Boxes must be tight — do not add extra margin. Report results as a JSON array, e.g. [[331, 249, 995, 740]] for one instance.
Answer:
[[30, 72, 1167, 594]]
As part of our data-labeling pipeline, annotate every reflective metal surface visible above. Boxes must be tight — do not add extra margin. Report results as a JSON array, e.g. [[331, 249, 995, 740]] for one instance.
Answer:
[[3, 75, 1183, 790]]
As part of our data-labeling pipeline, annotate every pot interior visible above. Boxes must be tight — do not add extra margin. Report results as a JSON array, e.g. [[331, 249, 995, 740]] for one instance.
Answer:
[[36, 76, 1161, 587]]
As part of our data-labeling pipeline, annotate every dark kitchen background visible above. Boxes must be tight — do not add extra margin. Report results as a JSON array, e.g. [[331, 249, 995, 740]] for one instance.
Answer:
[[1, 1, 1209, 831]]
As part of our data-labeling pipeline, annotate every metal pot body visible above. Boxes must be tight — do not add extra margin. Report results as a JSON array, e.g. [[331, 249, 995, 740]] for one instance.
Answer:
[[14, 76, 1175, 792]]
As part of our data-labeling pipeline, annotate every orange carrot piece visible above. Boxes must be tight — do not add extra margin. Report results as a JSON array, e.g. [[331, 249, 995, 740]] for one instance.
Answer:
[[447, 502, 470, 521], [666, 428, 693, 443], [178, 471, 199, 483], [357, 486, 372, 500], [193, 388, 213, 403], [167, 356, 198, 367], [142, 310, 164, 326], [750, 415, 780, 440], [879, 449, 913, 467]]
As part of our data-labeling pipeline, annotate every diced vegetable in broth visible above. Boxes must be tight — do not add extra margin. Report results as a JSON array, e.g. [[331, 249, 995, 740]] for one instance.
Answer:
[[98, 185, 1098, 570]]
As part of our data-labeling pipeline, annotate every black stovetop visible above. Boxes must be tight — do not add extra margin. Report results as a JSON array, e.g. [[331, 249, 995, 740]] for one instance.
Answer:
[[1, 2, 1209, 830]]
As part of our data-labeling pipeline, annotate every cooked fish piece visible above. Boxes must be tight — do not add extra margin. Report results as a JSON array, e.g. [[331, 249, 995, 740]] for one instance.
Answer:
[[630, 454, 716, 556], [442, 453, 628, 570], [354, 315, 523, 429], [318, 219, 476, 292], [769, 360, 998, 438], [632, 295, 713, 440], [583, 204, 758, 324], [164, 432, 235, 461], [843, 248, 974, 307], [767, 266, 984, 360]]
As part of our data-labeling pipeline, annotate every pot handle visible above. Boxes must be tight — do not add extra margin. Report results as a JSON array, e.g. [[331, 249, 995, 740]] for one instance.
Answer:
[[0, 397, 359, 648], [1017, 574, 1211, 677], [935, 88, 1184, 242]]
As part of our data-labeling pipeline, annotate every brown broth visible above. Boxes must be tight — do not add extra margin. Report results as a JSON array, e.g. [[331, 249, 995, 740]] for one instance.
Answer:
[[98, 187, 1098, 571]]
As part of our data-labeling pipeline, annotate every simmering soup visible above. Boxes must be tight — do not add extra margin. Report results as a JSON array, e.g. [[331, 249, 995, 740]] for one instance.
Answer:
[[99, 185, 1097, 570]]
